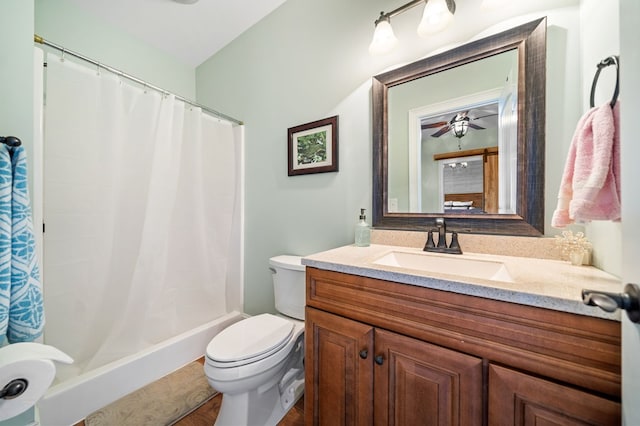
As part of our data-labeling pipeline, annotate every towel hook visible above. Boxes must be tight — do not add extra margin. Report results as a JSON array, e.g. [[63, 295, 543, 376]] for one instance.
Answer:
[[0, 136, 22, 147], [590, 55, 619, 108]]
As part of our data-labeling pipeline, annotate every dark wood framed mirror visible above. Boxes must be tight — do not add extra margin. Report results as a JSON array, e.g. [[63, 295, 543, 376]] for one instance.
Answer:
[[372, 18, 546, 236]]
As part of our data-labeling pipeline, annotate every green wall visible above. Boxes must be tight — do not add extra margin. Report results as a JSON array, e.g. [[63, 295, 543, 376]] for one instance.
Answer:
[[0, 10, 35, 422], [0, 1, 35, 150], [0, 11, 34, 415], [34, 0, 196, 99], [196, 0, 586, 316]]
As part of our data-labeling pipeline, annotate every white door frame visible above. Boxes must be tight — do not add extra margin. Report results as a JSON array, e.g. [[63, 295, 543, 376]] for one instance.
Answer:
[[408, 88, 502, 212]]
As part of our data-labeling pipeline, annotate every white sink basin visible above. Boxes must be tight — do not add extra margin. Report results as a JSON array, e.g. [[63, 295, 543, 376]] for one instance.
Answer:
[[372, 251, 514, 283]]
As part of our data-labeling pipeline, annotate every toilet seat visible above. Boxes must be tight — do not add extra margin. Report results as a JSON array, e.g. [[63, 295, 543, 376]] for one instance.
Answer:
[[206, 314, 294, 368]]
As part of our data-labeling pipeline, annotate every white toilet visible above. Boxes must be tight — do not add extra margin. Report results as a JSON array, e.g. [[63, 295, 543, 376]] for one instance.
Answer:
[[204, 255, 306, 426]]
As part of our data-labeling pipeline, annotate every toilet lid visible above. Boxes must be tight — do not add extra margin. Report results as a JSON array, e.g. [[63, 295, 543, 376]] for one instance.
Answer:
[[206, 314, 294, 364]]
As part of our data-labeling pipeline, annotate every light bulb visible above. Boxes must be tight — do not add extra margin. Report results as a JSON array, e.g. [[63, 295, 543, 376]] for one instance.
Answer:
[[451, 120, 468, 138], [417, 0, 454, 37], [368, 19, 398, 55]]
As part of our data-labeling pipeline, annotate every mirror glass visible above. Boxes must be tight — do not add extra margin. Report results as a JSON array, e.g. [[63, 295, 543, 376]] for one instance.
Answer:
[[388, 50, 517, 214], [373, 18, 546, 236]]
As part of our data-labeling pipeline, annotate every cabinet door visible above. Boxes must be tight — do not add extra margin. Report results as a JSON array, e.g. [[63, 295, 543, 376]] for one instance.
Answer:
[[489, 364, 620, 425], [305, 307, 374, 426], [374, 329, 483, 426]]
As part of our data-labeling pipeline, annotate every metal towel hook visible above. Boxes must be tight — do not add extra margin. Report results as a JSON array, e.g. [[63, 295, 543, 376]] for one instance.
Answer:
[[589, 55, 620, 108], [0, 136, 22, 147]]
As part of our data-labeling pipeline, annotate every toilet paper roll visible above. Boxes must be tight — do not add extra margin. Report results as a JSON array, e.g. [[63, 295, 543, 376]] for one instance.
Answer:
[[0, 358, 56, 421]]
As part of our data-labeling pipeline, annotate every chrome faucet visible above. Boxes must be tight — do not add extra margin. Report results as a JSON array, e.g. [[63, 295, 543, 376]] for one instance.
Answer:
[[423, 218, 462, 254]]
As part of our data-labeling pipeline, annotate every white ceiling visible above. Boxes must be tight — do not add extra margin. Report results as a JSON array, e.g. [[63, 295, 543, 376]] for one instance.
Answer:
[[67, 0, 288, 67]]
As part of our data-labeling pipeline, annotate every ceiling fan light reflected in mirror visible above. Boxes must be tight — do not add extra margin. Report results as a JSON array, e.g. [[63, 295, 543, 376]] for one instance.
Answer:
[[451, 118, 469, 138]]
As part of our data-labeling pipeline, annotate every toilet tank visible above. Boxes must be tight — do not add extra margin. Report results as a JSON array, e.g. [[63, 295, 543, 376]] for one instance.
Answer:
[[269, 255, 306, 320]]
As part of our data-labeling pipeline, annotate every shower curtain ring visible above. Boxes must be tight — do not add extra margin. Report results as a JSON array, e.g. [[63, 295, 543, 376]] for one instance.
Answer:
[[61, 48, 66, 62]]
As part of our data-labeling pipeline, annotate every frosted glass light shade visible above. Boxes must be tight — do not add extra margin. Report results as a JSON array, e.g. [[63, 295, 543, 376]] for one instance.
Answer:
[[451, 120, 468, 138], [417, 0, 454, 37], [368, 20, 398, 55]]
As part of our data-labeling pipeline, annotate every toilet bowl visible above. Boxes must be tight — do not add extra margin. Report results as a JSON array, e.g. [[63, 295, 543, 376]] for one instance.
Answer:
[[204, 255, 306, 426]]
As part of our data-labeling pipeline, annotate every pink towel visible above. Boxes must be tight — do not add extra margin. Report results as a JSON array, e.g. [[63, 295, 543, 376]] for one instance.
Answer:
[[551, 101, 620, 228]]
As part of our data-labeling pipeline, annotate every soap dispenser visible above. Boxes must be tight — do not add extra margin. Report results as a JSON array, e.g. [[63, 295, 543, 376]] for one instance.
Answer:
[[355, 208, 371, 247]]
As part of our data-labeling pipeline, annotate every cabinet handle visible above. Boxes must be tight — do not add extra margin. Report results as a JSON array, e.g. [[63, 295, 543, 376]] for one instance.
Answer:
[[359, 349, 368, 359], [374, 355, 384, 365], [582, 283, 640, 323]]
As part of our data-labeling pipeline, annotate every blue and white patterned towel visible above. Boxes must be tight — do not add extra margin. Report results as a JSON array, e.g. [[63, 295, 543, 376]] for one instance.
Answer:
[[0, 144, 44, 346]]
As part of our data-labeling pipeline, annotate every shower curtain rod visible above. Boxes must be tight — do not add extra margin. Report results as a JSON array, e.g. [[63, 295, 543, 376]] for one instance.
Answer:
[[34, 34, 244, 126]]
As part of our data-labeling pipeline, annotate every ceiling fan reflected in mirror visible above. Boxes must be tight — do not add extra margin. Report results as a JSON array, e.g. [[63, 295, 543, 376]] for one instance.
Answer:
[[421, 107, 498, 140]]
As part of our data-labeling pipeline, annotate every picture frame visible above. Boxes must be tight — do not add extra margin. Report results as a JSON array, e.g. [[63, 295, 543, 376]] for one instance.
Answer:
[[288, 115, 338, 176]]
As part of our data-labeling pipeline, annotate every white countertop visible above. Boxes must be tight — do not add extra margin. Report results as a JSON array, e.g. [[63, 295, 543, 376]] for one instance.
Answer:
[[302, 244, 622, 321]]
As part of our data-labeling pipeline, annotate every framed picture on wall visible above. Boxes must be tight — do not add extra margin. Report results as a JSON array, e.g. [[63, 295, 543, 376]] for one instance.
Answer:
[[287, 115, 338, 176]]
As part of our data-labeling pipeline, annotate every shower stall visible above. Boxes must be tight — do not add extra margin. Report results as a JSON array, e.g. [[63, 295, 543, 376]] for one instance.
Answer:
[[31, 45, 244, 425]]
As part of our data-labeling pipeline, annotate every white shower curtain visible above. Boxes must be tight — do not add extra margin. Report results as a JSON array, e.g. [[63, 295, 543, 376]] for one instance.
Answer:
[[41, 53, 241, 374]]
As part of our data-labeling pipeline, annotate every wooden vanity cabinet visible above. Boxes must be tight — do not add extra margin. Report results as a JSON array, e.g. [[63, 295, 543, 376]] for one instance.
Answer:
[[304, 267, 621, 425]]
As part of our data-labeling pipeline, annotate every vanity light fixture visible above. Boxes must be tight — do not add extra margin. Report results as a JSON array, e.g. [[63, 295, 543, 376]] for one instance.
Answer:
[[368, 0, 456, 55], [417, 0, 455, 36], [368, 15, 398, 55]]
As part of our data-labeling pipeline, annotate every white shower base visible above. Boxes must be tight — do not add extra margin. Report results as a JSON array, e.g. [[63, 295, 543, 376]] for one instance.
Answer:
[[36, 311, 243, 426]]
